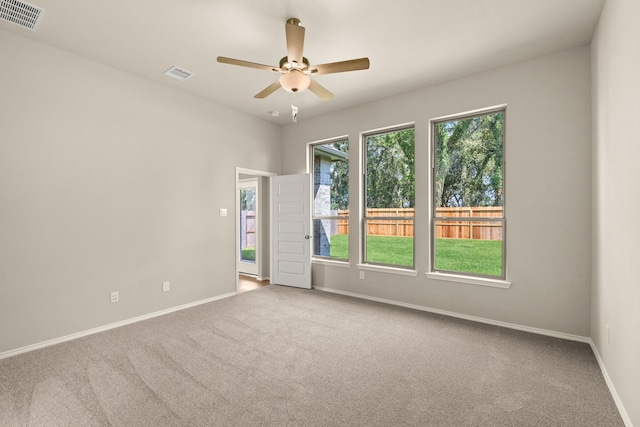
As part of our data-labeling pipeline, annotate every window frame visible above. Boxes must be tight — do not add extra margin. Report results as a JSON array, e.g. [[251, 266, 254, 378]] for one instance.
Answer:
[[362, 124, 416, 270], [309, 137, 350, 262], [430, 106, 507, 281]]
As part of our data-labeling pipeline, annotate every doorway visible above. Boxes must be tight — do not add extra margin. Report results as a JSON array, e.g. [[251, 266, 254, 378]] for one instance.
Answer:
[[236, 167, 276, 293], [238, 179, 258, 277]]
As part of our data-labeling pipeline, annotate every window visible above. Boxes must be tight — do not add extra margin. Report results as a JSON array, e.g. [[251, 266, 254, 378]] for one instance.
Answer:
[[311, 139, 349, 260], [239, 181, 257, 264], [364, 126, 415, 268], [431, 108, 506, 279]]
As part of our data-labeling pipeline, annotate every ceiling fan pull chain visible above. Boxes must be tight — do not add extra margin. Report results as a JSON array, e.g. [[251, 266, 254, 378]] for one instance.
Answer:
[[291, 103, 298, 123]]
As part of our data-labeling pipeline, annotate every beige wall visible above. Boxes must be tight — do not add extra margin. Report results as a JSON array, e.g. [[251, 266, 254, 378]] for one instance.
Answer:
[[592, 0, 640, 424], [0, 30, 281, 354], [282, 46, 593, 337]]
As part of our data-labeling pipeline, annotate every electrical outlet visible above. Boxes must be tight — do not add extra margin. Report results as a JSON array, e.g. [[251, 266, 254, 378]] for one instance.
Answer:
[[219, 208, 227, 217], [110, 291, 119, 303], [359, 271, 365, 280], [162, 281, 170, 292]]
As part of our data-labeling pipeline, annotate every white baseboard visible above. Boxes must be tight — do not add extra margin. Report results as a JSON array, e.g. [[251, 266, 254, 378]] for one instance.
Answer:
[[315, 286, 590, 343], [0, 292, 236, 360], [589, 340, 634, 427]]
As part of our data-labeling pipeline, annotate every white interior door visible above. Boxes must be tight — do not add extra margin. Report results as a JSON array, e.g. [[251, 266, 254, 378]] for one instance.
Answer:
[[271, 174, 311, 289], [238, 179, 258, 276]]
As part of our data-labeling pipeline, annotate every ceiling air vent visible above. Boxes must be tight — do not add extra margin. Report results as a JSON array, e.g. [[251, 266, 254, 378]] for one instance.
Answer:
[[163, 66, 193, 81], [0, 0, 45, 31]]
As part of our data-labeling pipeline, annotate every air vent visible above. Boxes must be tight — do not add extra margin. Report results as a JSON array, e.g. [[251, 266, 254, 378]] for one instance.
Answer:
[[0, 0, 45, 31], [163, 66, 193, 81]]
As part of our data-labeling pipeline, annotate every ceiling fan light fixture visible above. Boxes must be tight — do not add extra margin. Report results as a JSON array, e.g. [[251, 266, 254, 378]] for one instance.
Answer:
[[279, 71, 310, 93]]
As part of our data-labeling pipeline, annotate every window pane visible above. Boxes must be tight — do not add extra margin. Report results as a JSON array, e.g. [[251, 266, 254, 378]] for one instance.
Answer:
[[365, 128, 415, 213], [365, 219, 414, 267], [364, 127, 415, 268], [434, 220, 503, 277], [313, 218, 348, 259], [239, 187, 256, 263], [313, 141, 349, 216], [434, 112, 503, 210], [312, 140, 348, 259], [432, 110, 505, 279]]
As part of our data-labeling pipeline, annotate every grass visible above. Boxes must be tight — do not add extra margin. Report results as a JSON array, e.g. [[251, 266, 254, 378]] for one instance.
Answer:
[[434, 238, 502, 277], [327, 234, 349, 260], [365, 235, 414, 266], [241, 247, 255, 262], [328, 234, 502, 276], [326, 234, 414, 266]]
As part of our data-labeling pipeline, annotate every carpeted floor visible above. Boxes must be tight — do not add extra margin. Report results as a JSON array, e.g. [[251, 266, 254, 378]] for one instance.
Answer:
[[0, 285, 623, 426]]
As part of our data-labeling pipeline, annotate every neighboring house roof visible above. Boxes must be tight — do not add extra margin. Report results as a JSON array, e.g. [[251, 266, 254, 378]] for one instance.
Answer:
[[314, 145, 348, 161]]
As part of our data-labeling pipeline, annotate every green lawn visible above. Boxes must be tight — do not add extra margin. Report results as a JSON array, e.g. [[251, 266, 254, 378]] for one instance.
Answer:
[[328, 234, 502, 276], [365, 235, 414, 266], [241, 247, 255, 262], [434, 238, 502, 276]]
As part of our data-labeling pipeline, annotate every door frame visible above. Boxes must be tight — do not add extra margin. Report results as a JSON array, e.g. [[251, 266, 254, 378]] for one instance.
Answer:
[[235, 167, 276, 293]]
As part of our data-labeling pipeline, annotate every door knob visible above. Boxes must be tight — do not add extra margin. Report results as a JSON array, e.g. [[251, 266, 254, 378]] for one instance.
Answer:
[[305, 235, 311, 239]]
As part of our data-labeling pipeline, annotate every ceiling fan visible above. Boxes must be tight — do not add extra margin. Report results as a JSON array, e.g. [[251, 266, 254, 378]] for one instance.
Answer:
[[217, 18, 370, 101]]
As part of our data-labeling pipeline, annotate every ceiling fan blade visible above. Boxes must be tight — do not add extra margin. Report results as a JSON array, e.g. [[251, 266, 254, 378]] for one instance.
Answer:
[[308, 79, 334, 101], [217, 56, 278, 72], [254, 80, 282, 99], [285, 18, 305, 65], [311, 58, 370, 75]]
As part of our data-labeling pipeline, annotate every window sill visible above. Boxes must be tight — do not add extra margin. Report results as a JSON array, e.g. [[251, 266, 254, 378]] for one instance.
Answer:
[[426, 272, 511, 288], [357, 264, 418, 277], [312, 258, 351, 268]]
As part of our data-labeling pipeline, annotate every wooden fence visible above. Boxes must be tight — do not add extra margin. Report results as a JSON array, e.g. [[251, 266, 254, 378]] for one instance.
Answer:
[[435, 207, 503, 240], [240, 211, 256, 248], [336, 207, 503, 240]]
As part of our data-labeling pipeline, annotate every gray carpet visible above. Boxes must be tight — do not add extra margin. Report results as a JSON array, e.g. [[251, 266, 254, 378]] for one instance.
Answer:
[[0, 285, 623, 426]]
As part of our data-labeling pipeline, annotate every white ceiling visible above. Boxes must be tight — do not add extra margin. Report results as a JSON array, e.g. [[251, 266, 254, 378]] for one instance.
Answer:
[[0, 0, 604, 125]]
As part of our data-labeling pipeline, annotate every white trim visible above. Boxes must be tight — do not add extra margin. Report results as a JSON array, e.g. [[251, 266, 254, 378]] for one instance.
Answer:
[[357, 263, 418, 277], [589, 340, 634, 427], [236, 167, 277, 178], [0, 292, 236, 360], [427, 272, 511, 288], [315, 286, 589, 343], [430, 104, 508, 123], [360, 121, 416, 138]]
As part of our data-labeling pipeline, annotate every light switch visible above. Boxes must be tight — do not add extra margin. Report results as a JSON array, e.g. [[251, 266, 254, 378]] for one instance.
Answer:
[[219, 208, 227, 217]]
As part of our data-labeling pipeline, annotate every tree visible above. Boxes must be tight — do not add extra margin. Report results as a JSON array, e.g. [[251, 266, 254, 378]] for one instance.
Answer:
[[366, 128, 415, 209], [328, 140, 349, 210], [239, 187, 255, 211], [434, 112, 503, 208]]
